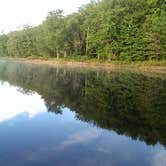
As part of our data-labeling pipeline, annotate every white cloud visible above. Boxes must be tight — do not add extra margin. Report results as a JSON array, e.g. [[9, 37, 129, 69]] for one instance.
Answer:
[[0, 0, 90, 33], [59, 128, 102, 149], [25, 128, 102, 161], [152, 149, 166, 166], [0, 82, 47, 122]]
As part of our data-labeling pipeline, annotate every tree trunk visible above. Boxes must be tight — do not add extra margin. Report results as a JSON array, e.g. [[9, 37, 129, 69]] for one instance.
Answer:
[[56, 50, 59, 59], [64, 50, 67, 58], [85, 27, 89, 56]]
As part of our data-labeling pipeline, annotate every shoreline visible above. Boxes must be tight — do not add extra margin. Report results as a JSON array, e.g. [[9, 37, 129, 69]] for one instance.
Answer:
[[1, 57, 166, 73]]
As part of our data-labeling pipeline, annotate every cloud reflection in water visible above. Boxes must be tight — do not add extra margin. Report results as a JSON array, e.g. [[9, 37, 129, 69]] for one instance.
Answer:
[[0, 82, 47, 122]]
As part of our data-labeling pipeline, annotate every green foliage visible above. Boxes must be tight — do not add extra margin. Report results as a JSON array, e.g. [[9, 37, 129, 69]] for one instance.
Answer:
[[0, 34, 8, 57], [0, 0, 165, 61], [7, 26, 38, 57]]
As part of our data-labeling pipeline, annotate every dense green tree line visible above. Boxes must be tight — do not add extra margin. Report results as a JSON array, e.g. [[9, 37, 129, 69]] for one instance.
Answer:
[[0, 61, 166, 146], [0, 0, 166, 61]]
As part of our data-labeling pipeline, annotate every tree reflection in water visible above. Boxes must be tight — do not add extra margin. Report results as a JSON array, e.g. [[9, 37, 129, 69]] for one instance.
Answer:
[[0, 61, 165, 147]]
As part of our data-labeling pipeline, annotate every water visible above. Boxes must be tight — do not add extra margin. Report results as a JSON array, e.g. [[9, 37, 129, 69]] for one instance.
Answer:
[[0, 60, 166, 166]]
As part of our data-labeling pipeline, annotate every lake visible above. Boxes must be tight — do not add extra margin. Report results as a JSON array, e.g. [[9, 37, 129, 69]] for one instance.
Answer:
[[0, 60, 166, 166]]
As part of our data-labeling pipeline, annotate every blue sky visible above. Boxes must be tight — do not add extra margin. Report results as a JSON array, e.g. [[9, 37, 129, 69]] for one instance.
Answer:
[[0, 0, 90, 33]]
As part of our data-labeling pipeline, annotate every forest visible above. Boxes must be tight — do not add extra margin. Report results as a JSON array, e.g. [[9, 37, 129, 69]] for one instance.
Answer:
[[0, 0, 165, 61]]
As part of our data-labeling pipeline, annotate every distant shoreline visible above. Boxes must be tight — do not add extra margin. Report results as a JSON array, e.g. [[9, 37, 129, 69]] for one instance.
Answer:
[[1, 57, 166, 73]]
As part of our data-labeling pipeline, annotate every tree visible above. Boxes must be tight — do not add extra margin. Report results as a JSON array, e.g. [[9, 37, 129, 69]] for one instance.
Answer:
[[0, 34, 8, 57], [41, 10, 64, 58], [0, 0, 165, 61]]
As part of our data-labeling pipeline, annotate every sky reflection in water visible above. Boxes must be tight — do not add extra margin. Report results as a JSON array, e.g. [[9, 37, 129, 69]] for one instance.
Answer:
[[0, 82, 46, 122], [0, 81, 165, 166]]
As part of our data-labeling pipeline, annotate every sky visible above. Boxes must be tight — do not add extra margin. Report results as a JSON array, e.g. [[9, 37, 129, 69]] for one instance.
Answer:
[[0, 0, 90, 33]]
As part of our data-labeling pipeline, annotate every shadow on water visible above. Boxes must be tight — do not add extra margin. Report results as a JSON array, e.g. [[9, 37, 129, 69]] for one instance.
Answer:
[[0, 60, 166, 147]]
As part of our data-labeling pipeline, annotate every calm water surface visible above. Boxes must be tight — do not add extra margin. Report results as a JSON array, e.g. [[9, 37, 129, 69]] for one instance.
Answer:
[[0, 61, 166, 166]]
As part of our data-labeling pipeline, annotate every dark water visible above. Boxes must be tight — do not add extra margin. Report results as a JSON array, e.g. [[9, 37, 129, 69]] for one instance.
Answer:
[[0, 61, 166, 166]]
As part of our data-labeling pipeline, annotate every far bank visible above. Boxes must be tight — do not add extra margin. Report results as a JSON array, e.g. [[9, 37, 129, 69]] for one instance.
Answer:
[[0, 57, 166, 74]]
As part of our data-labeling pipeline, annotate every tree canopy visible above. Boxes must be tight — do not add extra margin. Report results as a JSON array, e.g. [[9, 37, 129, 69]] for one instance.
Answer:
[[0, 0, 165, 61]]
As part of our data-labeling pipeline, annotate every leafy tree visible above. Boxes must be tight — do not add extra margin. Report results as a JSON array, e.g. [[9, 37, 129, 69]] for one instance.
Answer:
[[7, 26, 38, 57], [0, 0, 165, 61], [41, 10, 65, 58], [0, 34, 8, 57]]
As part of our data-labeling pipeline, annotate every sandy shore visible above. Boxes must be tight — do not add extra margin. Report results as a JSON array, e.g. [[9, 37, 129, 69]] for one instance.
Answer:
[[1, 58, 166, 74]]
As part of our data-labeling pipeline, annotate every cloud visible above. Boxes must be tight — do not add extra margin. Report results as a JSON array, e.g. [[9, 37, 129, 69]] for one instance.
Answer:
[[59, 128, 102, 149], [25, 128, 102, 162], [0, 82, 46, 122], [152, 149, 166, 166], [0, 0, 90, 33]]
